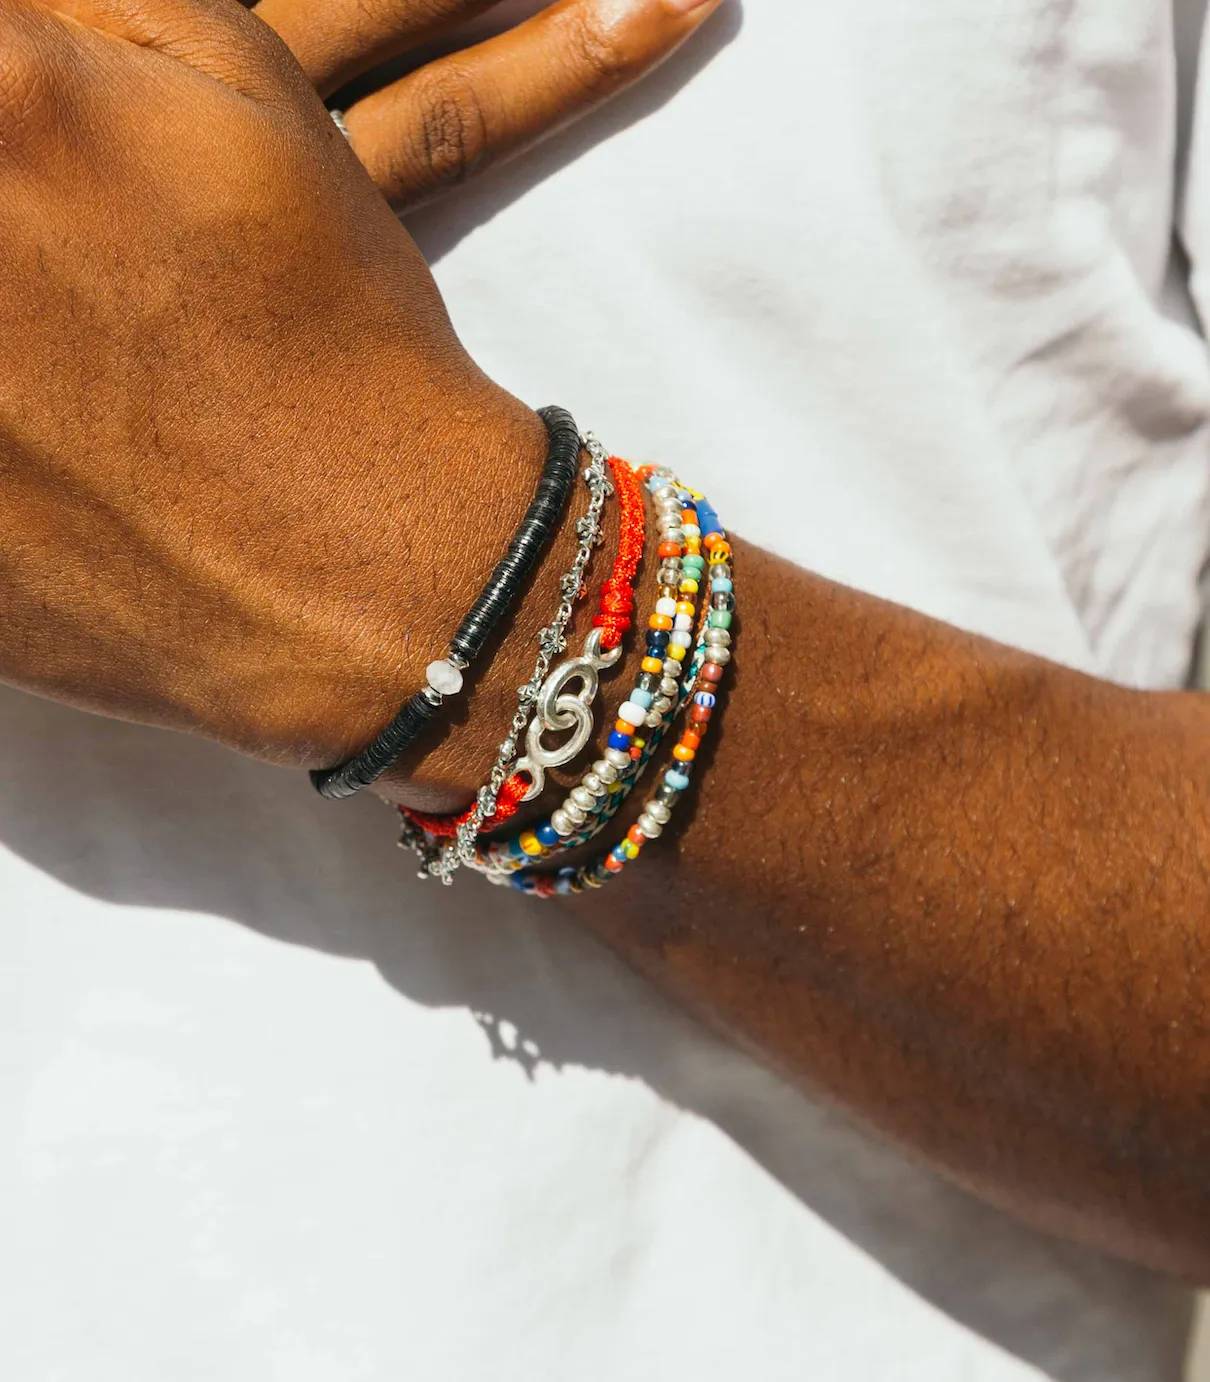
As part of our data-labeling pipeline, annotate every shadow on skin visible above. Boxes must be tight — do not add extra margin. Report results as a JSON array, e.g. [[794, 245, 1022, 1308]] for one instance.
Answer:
[[0, 680, 1192, 1382]]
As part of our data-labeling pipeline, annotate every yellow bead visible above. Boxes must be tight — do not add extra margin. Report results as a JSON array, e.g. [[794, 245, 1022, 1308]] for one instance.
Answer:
[[642, 656, 664, 675], [520, 831, 543, 857], [675, 601, 695, 618], [679, 578, 700, 595], [667, 644, 687, 662], [622, 839, 641, 860]]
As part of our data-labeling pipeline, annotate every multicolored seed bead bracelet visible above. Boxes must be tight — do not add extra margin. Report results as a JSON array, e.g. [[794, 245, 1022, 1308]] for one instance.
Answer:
[[471, 466, 713, 875], [489, 465, 735, 896]]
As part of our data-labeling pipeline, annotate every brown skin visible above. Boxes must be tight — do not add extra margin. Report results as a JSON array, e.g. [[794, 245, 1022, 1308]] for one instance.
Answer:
[[3, 0, 1210, 1284], [253, 0, 726, 211]]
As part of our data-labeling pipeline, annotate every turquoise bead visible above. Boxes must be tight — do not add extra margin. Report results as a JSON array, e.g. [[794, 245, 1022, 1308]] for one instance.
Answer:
[[630, 688, 653, 710], [708, 610, 733, 629], [710, 577, 733, 593]]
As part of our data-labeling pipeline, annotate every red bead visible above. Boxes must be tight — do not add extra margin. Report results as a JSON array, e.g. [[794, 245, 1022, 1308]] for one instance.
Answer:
[[699, 662, 725, 684], [690, 705, 713, 725], [627, 825, 647, 846]]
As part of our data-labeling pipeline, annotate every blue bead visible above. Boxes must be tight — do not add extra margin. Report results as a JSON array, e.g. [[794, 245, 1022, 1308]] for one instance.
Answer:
[[665, 770, 691, 791], [510, 873, 537, 893], [647, 630, 671, 650], [555, 870, 576, 896], [630, 689, 653, 710], [710, 577, 733, 593], [694, 691, 717, 708], [508, 836, 527, 858], [608, 730, 633, 751], [536, 822, 560, 848]]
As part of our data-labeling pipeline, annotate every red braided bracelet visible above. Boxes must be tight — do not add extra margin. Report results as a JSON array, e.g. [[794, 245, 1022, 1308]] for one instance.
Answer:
[[401, 455, 646, 838]]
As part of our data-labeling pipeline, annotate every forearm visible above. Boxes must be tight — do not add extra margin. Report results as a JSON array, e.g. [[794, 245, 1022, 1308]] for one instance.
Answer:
[[565, 542, 1210, 1279]]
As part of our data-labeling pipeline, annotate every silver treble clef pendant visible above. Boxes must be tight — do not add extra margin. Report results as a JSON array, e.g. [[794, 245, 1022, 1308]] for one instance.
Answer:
[[515, 627, 623, 800]]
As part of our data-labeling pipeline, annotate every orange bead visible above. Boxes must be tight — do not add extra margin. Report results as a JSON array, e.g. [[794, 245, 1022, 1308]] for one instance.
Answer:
[[648, 613, 674, 632], [627, 825, 647, 846], [681, 510, 697, 524], [636, 465, 657, 482], [682, 729, 703, 751], [672, 744, 696, 763], [675, 601, 695, 618], [641, 656, 664, 675], [657, 541, 681, 560], [615, 717, 637, 734], [708, 541, 732, 563], [684, 538, 702, 555]]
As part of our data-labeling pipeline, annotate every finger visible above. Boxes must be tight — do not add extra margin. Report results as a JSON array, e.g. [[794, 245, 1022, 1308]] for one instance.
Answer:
[[342, 0, 725, 212], [255, 0, 501, 100]]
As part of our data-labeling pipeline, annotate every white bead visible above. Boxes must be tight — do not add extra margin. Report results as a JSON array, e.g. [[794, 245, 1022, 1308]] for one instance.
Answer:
[[673, 613, 693, 631], [655, 598, 677, 617], [668, 631, 692, 649], [551, 810, 575, 837], [571, 786, 598, 811], [604, 747, 631, 769], [681, 524, 701, 538], [647, 801, 672, 825], [593, 759, 619, 784], [425, 659, 464, 696], [618, 701, 645, 727]]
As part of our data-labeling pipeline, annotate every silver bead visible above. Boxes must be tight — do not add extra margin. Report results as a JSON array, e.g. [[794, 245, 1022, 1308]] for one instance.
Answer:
[[604, 747, 631, 769], [652, 695, 673, 714], [704, 645, 731, 665], [662, 659, 683, 678], [644, 710, 663, 729], [563, 799, 588, 826], [704, 627, 732, 647], [571, 786, 598, 812], [637, 814, 663, 839], [653, 485, 676, 502], [647, 801, 672, 825], [660, 677, 680, 697], [551, 810, 575, 837], [593, 759, 619, 784], [582, 772, 605, 796]]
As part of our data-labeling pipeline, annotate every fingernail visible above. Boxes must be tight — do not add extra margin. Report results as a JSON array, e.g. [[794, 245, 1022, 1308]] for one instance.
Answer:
[[663, 0, 722, 14]]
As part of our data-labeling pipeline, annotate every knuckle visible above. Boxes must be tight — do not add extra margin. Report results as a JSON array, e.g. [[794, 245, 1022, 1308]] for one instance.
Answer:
[[565, 11, 637, 96], [406, 65, 490, 191], [0, 24, 53, 141]]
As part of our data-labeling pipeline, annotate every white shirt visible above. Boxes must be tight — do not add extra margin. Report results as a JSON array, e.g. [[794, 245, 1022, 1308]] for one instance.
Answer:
[[4, 2, 1207, 1378]]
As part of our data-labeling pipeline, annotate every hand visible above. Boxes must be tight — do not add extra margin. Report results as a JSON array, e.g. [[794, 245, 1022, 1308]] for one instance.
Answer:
[[253, 0, 724, 210], [0, 0, 585, 788]]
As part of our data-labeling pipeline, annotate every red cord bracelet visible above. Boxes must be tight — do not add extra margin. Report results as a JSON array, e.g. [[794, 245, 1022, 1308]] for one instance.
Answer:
[[401, 455, 646, 838]]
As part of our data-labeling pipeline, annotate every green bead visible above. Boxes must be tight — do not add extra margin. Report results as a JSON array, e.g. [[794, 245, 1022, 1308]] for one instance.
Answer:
[[708, 610, 733, 629]]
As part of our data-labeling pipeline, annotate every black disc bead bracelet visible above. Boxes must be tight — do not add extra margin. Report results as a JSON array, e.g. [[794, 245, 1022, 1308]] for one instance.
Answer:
[[310, 406, 582, 801]]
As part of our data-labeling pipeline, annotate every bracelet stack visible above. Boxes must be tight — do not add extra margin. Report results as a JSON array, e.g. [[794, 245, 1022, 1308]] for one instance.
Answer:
[[312, 411, 734, 899]]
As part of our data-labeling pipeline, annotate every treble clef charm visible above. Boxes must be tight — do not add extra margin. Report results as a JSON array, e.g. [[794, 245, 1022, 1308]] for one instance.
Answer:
[[515, 628, 623, 800]]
